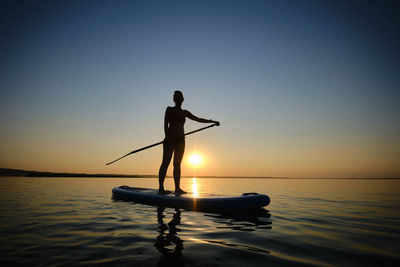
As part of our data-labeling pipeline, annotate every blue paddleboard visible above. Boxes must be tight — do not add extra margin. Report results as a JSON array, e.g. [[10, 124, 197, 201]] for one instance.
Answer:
[[112, 186, 270, 211]]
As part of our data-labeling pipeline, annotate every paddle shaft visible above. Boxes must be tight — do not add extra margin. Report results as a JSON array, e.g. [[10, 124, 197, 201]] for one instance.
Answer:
[[106, 123, 217, 165]]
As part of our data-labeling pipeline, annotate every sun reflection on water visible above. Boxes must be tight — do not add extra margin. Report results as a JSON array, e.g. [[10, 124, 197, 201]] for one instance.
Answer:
[[192, 177, 198, 198]]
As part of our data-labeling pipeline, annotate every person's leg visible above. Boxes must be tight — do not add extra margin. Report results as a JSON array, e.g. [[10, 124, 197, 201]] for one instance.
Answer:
[[158, 140, 173, 194], [173, 139, 186, 194]]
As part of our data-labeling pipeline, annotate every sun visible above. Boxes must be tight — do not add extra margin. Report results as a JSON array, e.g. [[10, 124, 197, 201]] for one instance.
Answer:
[[188, 153, 203, 167]]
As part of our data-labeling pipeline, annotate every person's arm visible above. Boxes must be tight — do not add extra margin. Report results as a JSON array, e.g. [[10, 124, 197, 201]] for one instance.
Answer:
[[185, 110, 220, 126], [164, 107, 171, 136]]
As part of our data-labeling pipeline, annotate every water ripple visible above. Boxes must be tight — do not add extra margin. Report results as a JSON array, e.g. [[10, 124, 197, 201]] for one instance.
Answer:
[[1, 177, 400, 266]]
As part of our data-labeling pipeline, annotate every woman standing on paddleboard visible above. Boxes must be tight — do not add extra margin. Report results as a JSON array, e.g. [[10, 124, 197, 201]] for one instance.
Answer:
[[158, 90, 220, 194]]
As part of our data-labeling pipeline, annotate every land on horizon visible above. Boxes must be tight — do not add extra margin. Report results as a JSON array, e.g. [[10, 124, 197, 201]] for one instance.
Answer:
[[0, 168, 398, 179]]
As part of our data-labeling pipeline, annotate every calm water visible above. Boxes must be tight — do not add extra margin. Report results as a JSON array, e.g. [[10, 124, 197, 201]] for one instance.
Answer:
[[0, 177, 399, 266]]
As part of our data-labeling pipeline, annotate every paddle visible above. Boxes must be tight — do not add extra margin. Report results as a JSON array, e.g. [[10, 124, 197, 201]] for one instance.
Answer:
[[106, 123, 218, 166]]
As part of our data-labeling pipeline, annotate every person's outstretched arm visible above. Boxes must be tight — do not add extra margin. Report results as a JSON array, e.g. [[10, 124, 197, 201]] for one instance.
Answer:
[[185, 110, 220, 126]]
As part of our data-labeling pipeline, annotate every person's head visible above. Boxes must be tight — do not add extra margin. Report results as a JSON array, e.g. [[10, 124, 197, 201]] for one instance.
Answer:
[[173, 90, 184, 106]]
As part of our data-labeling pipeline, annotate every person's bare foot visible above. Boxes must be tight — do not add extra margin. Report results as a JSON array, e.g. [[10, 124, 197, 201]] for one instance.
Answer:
[[175, 188, 187, 195], [158, 189, 171, 195]]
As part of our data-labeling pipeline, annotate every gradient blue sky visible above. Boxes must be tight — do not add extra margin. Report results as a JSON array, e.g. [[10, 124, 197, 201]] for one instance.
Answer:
[[1, 0, 399, 177]]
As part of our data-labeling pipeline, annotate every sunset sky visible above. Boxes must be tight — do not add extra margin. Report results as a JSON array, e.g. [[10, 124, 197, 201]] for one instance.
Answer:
[[1, 0, 399, 178]]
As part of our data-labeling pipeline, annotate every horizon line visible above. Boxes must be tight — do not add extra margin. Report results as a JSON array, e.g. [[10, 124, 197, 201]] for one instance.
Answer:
[[0, 167, 399, 179]]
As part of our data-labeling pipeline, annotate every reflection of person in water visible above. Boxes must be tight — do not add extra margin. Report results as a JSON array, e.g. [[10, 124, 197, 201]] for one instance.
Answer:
[[155, 207, 184, 266], [158, 90, 220, 195]]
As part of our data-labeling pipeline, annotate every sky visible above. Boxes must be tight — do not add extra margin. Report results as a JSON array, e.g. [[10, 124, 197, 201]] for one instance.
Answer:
[[1, 0, 399, 178]]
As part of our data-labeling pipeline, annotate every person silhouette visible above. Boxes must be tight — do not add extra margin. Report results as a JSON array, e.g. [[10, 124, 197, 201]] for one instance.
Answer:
[[158, 90, 219, 194]]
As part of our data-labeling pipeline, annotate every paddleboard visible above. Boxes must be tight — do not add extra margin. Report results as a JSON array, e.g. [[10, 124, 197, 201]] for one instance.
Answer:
[[112, 186, 270, 211]]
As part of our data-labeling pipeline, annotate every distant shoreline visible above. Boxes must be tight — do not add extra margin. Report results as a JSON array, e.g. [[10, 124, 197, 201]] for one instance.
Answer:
[[0, 168, 154, 178], [0, 168, 398, 179]]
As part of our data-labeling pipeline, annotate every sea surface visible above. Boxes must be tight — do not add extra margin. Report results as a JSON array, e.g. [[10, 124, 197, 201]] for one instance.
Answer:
[[0, 177, 399, 266]]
